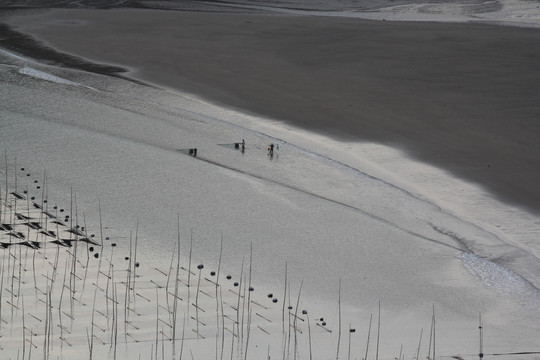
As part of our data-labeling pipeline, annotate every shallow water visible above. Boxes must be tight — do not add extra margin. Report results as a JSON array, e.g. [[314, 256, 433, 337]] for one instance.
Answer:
[[1, 49, 540, 358]]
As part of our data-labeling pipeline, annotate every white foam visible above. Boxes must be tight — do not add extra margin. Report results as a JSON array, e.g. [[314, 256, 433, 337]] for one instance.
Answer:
[[461, 252, 540, 308], [18, 66, 83, 86]]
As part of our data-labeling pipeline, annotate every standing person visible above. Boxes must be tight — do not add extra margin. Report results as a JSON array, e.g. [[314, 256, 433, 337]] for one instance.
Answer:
[[269, 143, 274, 156]]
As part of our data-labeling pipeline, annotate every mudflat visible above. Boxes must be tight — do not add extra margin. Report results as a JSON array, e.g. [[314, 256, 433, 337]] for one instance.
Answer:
[[4, 8, 540, 213]]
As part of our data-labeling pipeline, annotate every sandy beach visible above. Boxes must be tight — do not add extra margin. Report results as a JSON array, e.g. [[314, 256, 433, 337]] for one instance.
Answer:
[[2, 8, 540, 214], [3, 5, 540, 359]]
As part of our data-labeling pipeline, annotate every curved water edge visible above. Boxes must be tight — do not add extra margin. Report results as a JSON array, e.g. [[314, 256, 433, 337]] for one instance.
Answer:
[[461, 252, 540, 310], [3, 43, 540, 298], [2, 29, 540, 357]]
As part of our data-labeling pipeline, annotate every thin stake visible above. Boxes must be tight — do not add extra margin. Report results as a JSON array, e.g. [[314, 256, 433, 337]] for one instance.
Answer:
[[416, 328, 423, 360], [336, 279, 342, 360], [364, 313, 373, 360], [376, 302, 381, 360]]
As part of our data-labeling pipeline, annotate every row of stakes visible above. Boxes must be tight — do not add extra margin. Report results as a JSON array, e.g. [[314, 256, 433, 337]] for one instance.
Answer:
[[5, 165, 341, 337]]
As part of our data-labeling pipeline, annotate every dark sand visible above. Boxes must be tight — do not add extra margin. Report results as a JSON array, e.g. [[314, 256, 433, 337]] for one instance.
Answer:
[[3, 9, 540, 213]]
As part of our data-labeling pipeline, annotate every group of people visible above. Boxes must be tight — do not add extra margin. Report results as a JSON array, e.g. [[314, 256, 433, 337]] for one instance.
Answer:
[[232, 139, 279, 156], [191, 140, 280, 158]]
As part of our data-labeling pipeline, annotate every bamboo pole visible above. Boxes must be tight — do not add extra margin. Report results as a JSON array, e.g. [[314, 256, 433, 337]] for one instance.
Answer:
[[376, 302, 381, 360], [173, 215, 181, 359], [416, 328, 423, 360], [293, 280, 303, 360], [364, 313, 373, 360], [336, 278, 342, 360], [215, 235, 223, 360]]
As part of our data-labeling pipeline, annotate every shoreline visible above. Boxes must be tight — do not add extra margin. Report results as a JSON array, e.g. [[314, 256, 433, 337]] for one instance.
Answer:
[[3, 15, 540, 357], [2, 8, 540, 215]]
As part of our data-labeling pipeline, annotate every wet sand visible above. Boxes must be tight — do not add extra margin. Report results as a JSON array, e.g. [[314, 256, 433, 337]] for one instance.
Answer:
[[3, 8, 540, 213]]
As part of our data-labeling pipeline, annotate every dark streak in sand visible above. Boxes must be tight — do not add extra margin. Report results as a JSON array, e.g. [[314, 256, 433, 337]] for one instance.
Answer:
[[0, 21, 150, 86], [188, 150, 465, 253]]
